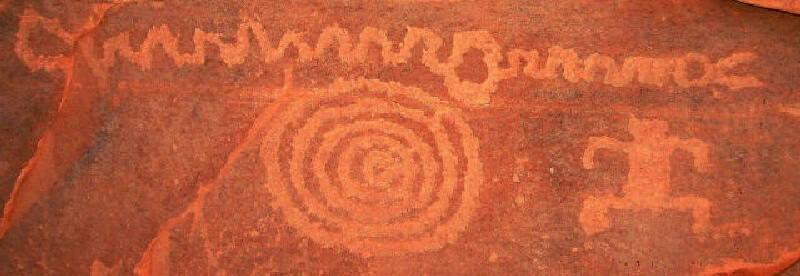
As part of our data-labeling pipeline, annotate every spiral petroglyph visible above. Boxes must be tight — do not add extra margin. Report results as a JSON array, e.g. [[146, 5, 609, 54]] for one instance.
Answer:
[[260, 79, 483, 257]]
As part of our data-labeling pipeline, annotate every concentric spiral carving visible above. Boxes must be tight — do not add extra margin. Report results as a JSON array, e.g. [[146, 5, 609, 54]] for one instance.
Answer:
[[260, 79, 483, 257]]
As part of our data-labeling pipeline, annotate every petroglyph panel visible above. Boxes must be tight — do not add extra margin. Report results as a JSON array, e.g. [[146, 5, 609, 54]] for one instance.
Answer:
[[1, 0, 800, 275]]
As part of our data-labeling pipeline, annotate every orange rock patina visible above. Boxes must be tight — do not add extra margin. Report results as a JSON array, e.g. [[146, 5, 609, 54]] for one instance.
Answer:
[[0, 0, 799, 275]]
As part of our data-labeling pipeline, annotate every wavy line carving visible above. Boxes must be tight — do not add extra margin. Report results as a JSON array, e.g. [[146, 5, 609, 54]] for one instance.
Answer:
[[17, 8, 763, 107]]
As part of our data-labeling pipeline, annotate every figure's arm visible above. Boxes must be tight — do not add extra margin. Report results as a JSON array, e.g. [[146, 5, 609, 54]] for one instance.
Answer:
[[677, 138, 711, 172], [583, 137, 623, 169]]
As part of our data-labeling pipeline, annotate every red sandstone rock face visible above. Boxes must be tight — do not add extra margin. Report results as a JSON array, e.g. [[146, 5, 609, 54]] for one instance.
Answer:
[[1, 0, 799, 275], [738, 0, 800, 14]]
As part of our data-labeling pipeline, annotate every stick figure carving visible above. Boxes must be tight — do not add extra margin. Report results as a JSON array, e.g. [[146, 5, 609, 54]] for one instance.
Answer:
[[580, 116, 712, 236]]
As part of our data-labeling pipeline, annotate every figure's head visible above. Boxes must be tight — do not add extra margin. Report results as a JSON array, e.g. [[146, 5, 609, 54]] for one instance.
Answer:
[[628, 116, 668, 138]]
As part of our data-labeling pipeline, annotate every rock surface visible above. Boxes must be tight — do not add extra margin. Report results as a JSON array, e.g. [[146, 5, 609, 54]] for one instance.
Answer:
[[1, 0, 799, 275]]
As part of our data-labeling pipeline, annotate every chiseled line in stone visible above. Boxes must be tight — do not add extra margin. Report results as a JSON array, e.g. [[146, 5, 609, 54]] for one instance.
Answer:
[[335, 131, 429, 208], [260, 79, 483, 257], [297, 102, 440, 225], [283, 92, 460, 241], [75, 22, 764, 103], [313, 121, 433, 224], [17, 8, 764, 108]]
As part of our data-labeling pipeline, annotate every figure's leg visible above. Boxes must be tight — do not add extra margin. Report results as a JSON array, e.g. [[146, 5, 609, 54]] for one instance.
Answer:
[[670, 196, 711, 233], [579, 195, 614, 236]]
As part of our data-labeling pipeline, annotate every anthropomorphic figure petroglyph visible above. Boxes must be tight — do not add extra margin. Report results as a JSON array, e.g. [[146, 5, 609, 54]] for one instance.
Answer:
[[580, 116, 713, 236]]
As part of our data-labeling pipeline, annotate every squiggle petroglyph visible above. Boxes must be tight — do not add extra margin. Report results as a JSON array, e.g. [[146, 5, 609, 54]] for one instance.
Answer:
[[580, 116, 713, 236], [260, 79, 483, 257], [17, 8, 763, 106]]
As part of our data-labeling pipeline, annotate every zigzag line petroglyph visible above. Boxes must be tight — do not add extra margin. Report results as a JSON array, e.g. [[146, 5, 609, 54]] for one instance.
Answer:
[[16, 8, 763, 107]]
